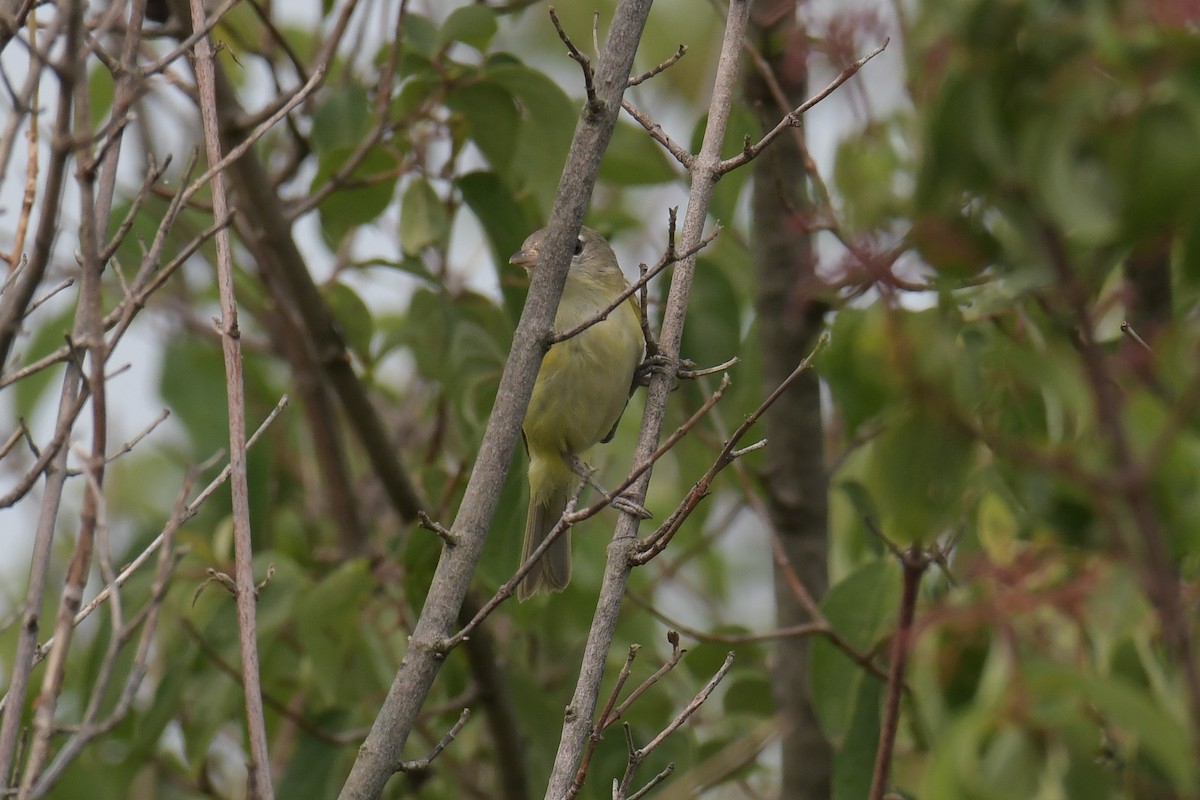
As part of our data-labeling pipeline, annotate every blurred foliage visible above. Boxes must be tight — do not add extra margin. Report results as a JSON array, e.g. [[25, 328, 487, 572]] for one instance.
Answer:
[[8, 0, 1200, 798], [816, 0, 1200, 797]]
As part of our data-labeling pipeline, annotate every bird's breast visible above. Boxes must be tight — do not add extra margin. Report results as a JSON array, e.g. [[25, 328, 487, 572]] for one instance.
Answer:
[[523, 293, 643, 456]]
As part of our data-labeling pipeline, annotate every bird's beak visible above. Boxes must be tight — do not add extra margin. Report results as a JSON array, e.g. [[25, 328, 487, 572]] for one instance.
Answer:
[[509, 246, 539, 273]]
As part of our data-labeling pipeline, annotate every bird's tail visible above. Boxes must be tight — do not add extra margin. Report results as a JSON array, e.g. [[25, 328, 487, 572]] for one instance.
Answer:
[[519, 453, 574, 601]]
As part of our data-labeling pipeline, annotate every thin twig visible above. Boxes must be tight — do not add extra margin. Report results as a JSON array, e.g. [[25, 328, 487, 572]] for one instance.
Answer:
[[64, 408, 169, 476], [613, 652, 735, 798], [720, 39, 888, 173], [1120, 320, 1153, 353], [635, 334, 828, 561], [627, 763, 675, 800], [603, 634, 685, 729], [628, 592, 827, 644], [868, 548, 928, 800], [187, 0, 274, 791], [627, 44, 687, 87], [549, 6, 597, 105], [621, 99, 694, 168], [398, 709, 472, 773], [548, 225, 719, 345], [188, 0, 274, 792]]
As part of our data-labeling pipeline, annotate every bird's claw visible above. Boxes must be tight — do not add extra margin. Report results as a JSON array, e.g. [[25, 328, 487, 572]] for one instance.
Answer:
[[636, 354, 691, 389], [612, 493, 653, 520]]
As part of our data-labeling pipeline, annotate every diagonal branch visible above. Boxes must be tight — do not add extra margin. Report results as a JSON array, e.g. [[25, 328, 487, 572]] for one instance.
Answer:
[[187, 0, 273, 794], [336, 2, 657, 796], [720, 39, 888, 174], [543, 2, 754, 795]]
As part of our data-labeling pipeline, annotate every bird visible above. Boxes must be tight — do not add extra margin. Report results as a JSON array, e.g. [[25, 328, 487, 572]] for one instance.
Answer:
[[509, 226, 645, 600]]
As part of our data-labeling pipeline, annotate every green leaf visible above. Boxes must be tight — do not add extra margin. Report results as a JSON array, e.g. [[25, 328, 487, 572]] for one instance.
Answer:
[[446, 81, 520, 173], [446, 319, 505, 443], [832, 676, 882, 800], [1073, 673, 1196, 791], [403, 12, 439, 58], [160, 338, 230, 453], [975, 491, 1020, 565], [1110, 100, 1200, 238], [322, 282, 374, 364], [722, 672, 774, 717], [438, 5, 497, 51], [485, 63, 575, 210], [598, 118, 678, 185], [681, 257, 741, 369], [312, 145, 400, 244], [276, 714, 346, 799], [457, 170, 535, 315], [310, 83, 372, 154], [810, 558, 901, 745], [295, 560, 374, 705], [868, 405, 976, 545], [819, 307, 894, 435], [355, 255, 437, 288], [399, 178, 448, 256], [391, 287, 450, 379], [834, 120, 907, 230], [88, 64, 115, 128]]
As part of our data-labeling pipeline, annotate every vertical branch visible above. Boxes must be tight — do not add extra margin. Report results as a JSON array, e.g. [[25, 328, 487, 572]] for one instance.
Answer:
[[0, 1, 87, 788], [187, 1, 274, 798], [18, 0, 109, 791], [745, 8, 834, 799], [0, 9, 77, 369], [35, 28, 108, 776], [868, 548, 926, 800], [92, 0, 148, 228], [543, 2, 753, 796]]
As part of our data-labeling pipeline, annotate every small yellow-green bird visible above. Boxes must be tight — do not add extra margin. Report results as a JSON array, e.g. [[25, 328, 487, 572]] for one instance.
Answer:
[[509, 226, 645, 600]]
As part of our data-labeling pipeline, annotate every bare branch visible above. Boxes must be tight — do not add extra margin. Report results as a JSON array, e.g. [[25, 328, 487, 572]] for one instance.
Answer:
[[603, 635, 686, 729], [720, 39, 889, 173], [418, 511, 461, 547], [550, 6, 597, 106], [621, 99, 694, 169], [635, 334, 828, 562], [187, 0, 274, 792], [626, 764, 675, 800], [397, 709, 472, 773], [629, 593, 828, 644], [869, 548, 928, 800], [613, 652, 735, 799], [628, 44, 687, 87], [568, 643, 643, 799], [639, 651, 733, 757], [1120, 320, 1153, 353]]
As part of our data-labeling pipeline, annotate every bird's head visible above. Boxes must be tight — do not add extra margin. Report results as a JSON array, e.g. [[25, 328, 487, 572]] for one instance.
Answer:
[[509, 226, 616, 276]]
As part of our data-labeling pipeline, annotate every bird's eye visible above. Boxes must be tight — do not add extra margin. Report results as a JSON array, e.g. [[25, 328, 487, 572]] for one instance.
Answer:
[[573, 237, 584, 256]]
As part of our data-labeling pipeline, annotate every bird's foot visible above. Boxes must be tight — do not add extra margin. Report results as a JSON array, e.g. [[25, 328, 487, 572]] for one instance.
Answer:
[[612, 492, 653, 520], [564, 452, 597, 482], [562, 453, 651, 519], [635, 354, 692, 389]]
